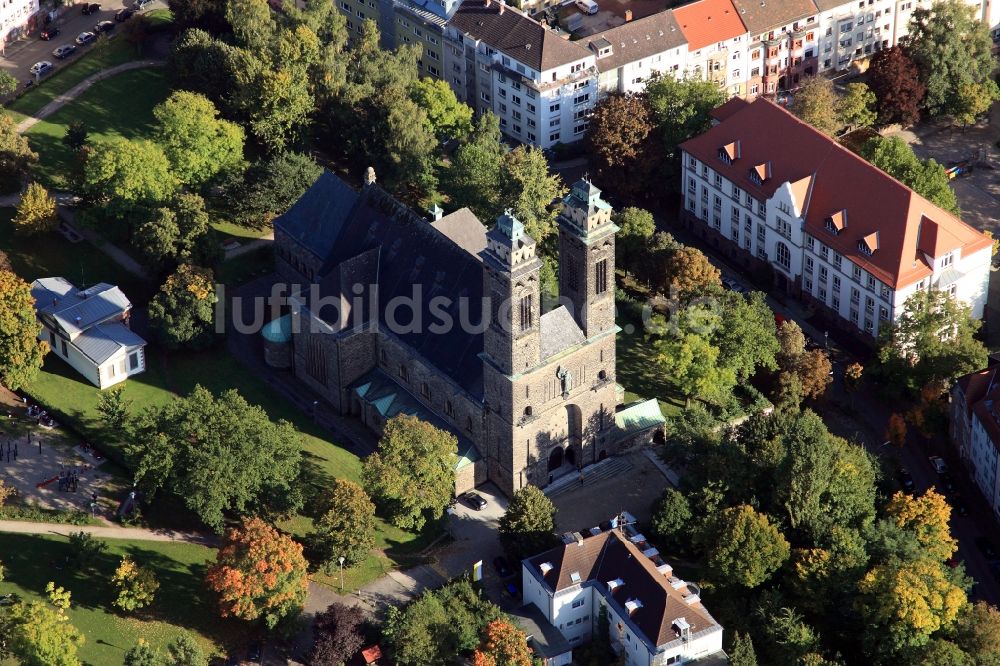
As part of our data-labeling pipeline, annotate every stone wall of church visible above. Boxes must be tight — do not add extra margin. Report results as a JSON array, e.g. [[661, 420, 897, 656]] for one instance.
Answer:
[[486, 331, 620, 495], [274, 231, 322, 285], [374, 333, 486, 444], [291, 311, 343, 410]]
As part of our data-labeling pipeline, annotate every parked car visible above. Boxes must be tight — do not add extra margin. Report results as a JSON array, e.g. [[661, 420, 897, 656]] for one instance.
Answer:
[[115, 8, 134, 20], [52, 44, 76, 59], [976, 537, 998, 561], [897, 467, 915, 494], [29, 61, 54, 76], [463, 492, 487, 511], [81, 2, 101, 14], [94, 20, 115, 33], [39, 27, 60, 40], [929, 455, 948, 474], [76, 31, 96, 45], [575, 0, 598, 13], [493, 556, 512, 578]]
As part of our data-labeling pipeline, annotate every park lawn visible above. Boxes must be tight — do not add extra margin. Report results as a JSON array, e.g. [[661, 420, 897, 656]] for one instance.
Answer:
[[615, 313, 685, 419], [5, 38, 138, 121], [0, 533, 244, 663], [212, 219, 273, 241], [144, 7, 175, 28], [24, 67, 170, 190], [0, 208, 153, 303]]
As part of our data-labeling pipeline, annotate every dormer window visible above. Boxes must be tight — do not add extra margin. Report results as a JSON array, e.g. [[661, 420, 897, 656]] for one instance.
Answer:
[[859, 231, 879, 256], [749, 162, 770, 186], [570, 571, 582, 584], [825, 209, 847, 235], [607, 578, 624, 590], [625, 599, 644, 614], [540, 562, 554, 575], [718, 141, 740, 165]]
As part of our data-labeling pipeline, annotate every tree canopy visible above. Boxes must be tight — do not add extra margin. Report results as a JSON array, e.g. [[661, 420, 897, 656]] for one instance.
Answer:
[[701, 504, 790, 588], [13, 182, 58, 235], [867, 47, 926, 126], [128, 385, 303, 531], [310, 478, 377, 568], [83, 138, 177, 207], [587, 93, 657, 198], [148, 264, 219, 350], [861, 136, 959, 215], [312, 602, 366, 666], [205, 517, 308, 629], [790, 77, 842, 135], [154, 90, 245, 187], [363, 415, 457, 530], [0, 269, 47, 391], [498, 485, 558, 561]]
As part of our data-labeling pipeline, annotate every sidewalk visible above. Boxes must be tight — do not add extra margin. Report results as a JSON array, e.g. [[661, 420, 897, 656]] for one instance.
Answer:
[[0, 518, 218, 546]]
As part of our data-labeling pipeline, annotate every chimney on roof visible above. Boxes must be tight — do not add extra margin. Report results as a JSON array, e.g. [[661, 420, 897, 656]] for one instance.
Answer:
[[624, 8, 632, 20], [52, 298, 58, 306], [485, 0, 491, 6], [74, 316, 81, 324], [363, 166, 376, 187], [428, 204, 444, 221], [575, 532, 584, 546], [499, 0, 505, 13]]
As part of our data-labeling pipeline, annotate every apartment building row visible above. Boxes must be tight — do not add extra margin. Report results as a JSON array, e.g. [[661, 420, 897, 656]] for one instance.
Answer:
[[335, 0, 999, 147], [679, 96, 992, 340], [951, 361, 1000, 523], [1, 0, 39, 47]]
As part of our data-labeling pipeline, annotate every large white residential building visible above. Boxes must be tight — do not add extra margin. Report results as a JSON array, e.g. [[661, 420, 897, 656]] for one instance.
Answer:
[[584, 11, 688, 96], [1, 0, 38, 46], [952, 360, 1000, 522], [522, 521, 726, 665], [445, 0, 598, 149], [680, 97, 992, 340]]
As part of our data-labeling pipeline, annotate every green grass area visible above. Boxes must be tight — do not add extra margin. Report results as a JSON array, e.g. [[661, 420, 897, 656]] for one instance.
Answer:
[[212, 220, 273, 241], [6, 38, 138, 121], [144, 7, 174, 28], [0, 533, 241, 663], [25, 67, 170, 190], [615, 303, 685, 419], [216, 246, 274, 287], [0, 208, 153, 303]]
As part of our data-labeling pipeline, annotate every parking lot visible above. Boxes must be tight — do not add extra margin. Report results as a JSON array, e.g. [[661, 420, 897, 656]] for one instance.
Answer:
[[0, 0, 162, 84]]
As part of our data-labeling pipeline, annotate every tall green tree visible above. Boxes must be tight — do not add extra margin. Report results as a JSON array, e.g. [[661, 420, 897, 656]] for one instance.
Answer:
[[837, 82, 877, 130], [790, 76, 842, 135], [0, 598, 85, 666], [501, 146, 564, 244], [134, 193, 217, 270], [409, 77, 473, 141], [228, 151, 322, 229], [445, 113, 505, 223], [148, 264, 219, 350], [613, 207, 656, 275], [165, 632, 208, 666], [205, 517, 309, 629], [128, 385, 303, 531], [112, 557, 160, 612], [905, 0, 999, 118], [714, 291, 779, 382], [861, 136, 959, 215], [645, 75, 726, 163], [309, 478, 377, 568], [700, 505, 790, 588], [0, 113, 37, 194], [0, 269, 47, 390], [82, 138, 177, 206], [498, 485, 558, 561], [363, 414, 457, 530], [729, 631, 759, 666], [649, 487, 692, 552], [13, 182, 58, 235], [123, 639, 158, 666], [154, 90, 245, 187], [877, 289, 987, 394], [0, 71, 18, 97]]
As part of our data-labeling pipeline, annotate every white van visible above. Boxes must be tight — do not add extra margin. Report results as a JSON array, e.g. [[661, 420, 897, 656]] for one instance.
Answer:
[[575, 0, 598, 14]]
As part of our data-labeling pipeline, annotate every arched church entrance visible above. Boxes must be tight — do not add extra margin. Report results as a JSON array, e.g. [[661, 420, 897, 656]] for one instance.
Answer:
[[547, 446, 563, 472]]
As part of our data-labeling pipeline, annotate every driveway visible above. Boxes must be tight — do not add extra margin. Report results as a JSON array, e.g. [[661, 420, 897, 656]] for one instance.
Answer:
[[0, 0, 166, 83]]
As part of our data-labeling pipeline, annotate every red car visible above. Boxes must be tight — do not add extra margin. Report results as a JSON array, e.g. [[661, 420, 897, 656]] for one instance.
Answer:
[[39, 27, 60, 40]]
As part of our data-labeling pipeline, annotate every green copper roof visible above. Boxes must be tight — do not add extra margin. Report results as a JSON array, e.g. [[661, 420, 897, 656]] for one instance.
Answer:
[[261, 314, 292, 343], [614, 399, 666, 436]]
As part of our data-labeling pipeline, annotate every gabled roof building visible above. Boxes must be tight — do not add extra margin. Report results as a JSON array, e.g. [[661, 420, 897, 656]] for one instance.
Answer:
[[30, 277, 146, 389], [521, 516, 726, 665], [680, 97, 991, 340]]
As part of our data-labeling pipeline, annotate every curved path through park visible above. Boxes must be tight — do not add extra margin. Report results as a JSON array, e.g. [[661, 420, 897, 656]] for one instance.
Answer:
[[15, 59, 165, 134], [0, 519, 218, 546]]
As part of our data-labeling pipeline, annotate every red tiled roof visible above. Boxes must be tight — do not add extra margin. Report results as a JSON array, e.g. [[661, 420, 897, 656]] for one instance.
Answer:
[[680, 98, 993, 289], [527, 530, 718, 647], [361, 645, 382, 664], [673, 0, 748, 51], [710, 96, 749, 122]]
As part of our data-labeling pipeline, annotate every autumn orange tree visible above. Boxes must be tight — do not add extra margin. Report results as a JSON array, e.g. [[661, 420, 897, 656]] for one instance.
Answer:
[[473, 619, 534, 666], [664, 246, 721, 302], [885, 489, 957, 562], [205, 517, 308, 629], [886, 413, 907, 448]]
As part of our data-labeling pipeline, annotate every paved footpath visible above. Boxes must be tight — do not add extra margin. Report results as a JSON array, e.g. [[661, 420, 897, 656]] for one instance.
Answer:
[[16, 60, 164, 133], [0, 519, 218, 546]]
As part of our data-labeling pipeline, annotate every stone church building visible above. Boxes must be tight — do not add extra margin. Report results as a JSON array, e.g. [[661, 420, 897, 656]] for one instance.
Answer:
[[272, 171, 659, 496]]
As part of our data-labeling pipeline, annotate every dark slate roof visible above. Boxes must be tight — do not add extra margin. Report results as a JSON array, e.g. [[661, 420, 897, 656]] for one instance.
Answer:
[[273, 171, 360, 260], [31, 277, 133, 338], [282, 173, 487, 398], [588, 10, 687, 72], [540, 306, 585, 360], [509, 604, 572, 658], [431, 208, 487, 259], [73, 322, 146, 364], [449, 0, 592, 71], [731, 0, 817, 34]]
